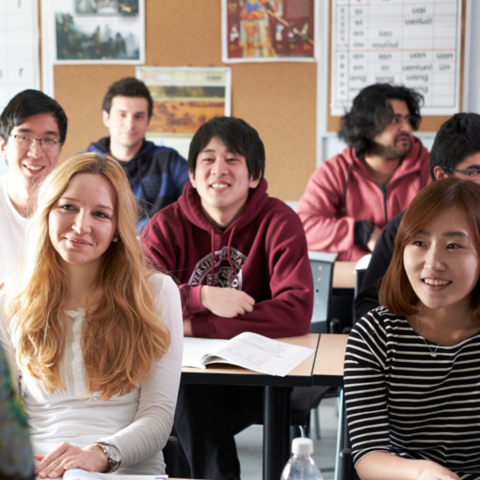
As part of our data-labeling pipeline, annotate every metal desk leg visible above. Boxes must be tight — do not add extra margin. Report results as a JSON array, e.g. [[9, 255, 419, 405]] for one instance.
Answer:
[[334, 388, 346, 480], [263, 386, 291, 480]]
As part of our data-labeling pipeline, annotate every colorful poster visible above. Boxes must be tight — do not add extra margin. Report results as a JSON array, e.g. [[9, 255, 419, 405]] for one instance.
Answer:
[[136, 67, 232, 159], [222, 0, 316, 62], [44, 0, 145, 64], [331, 0, 463, 116], [0, 0, 40, 114]]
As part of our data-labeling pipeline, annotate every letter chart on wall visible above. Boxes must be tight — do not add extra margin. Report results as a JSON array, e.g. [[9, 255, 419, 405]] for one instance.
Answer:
[[331, 0, 463, 116], [0, 0, 40, 114]]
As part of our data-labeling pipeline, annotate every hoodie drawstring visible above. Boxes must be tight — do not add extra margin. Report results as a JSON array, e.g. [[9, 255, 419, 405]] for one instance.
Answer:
[[227, 226, 236, 286], [210, 228, 215, 286], [209, 226, 237, 287]]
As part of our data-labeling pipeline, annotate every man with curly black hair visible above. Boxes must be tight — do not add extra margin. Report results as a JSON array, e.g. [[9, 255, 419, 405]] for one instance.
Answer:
[[297, 83, 431, 261]]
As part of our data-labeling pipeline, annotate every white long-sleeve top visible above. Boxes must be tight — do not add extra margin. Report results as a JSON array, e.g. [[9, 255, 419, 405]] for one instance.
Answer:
[[0, 274, 183, 475]]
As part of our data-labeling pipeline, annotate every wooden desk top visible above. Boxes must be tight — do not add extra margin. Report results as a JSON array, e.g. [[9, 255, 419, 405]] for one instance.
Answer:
[[312, 334, 349, 386], [181, 333, 319, 387], [332, 261, 357, 289]]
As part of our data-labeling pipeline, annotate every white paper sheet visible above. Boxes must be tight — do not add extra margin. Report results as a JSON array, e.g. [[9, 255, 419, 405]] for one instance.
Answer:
[[62, 469, 167, 480], [331, 0, 463, 116], [183, 333, 315, 377], [182, 337, 228, 369]]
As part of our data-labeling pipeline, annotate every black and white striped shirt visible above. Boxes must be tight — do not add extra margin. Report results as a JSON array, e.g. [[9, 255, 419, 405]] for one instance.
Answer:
[[344, 307, 480, 480]]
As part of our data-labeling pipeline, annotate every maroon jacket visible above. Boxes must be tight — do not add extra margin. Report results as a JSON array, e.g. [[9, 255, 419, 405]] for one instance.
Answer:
[[141, 179, 313, 339]]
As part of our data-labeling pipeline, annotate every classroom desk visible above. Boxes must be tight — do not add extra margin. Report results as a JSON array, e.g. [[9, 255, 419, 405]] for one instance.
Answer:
[[181, 333, 320, 480], [332, 261, 356, 289], [312, 334, 349, 387]]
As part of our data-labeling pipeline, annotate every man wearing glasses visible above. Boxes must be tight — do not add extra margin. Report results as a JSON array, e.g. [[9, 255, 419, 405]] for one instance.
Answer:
[[355, 112, 480, 321], [0, 89, 67, 285]]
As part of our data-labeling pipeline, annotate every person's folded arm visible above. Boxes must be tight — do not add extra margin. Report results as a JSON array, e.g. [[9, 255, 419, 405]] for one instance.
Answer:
[[97, 275, 183, 467], [190, 231, 313, 339], [141, 204, 313, 339], [356, 452, 460, 480]]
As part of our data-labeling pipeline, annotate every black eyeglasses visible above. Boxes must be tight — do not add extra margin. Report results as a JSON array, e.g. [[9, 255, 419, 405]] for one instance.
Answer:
[[444, 167, 480, 177], [10, 135, 61, 151]]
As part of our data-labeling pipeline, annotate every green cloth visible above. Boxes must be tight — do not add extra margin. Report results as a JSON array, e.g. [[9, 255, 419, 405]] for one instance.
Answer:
[[0, 343, 34, 480]]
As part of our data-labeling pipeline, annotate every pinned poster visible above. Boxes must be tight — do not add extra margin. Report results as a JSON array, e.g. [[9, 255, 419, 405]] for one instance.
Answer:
[[136, 66, 232, 159], [43, 0, 145, 64], [222, 0, 316, 62], [0, 0, 40, 114], [330, 0, 464, 117]]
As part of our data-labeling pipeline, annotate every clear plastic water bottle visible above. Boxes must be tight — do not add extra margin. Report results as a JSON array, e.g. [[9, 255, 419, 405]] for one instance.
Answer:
[[280, 438, 323, 480]]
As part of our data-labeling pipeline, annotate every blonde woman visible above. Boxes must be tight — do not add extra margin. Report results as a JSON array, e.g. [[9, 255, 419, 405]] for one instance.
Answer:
[[1, 153, 183, 476]]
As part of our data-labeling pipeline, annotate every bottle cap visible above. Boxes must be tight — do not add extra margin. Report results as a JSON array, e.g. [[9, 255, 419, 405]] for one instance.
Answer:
[[292, 437, 314, 455]]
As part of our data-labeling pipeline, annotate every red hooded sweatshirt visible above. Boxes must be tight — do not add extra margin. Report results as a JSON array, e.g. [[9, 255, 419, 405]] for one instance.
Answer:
[[141, 179, 313, 339], [297, 137, 431, 261]]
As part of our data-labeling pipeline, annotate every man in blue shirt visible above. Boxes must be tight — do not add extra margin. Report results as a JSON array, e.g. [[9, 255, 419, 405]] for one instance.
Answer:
[[87, 77, 189, 233]]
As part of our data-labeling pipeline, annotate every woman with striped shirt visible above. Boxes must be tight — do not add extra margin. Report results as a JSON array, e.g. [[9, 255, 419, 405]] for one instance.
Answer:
[[345, 178, 480, 480]]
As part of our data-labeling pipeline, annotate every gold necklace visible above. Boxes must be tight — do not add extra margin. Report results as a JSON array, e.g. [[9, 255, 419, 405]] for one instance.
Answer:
[[415, 316, 453, 358]]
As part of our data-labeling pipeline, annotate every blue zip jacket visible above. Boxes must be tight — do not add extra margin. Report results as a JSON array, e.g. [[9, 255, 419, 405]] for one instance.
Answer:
[[87, 137, 189, 233]]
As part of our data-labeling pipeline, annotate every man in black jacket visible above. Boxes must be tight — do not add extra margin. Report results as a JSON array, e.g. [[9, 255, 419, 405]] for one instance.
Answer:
[[355, 113, 480, 321]]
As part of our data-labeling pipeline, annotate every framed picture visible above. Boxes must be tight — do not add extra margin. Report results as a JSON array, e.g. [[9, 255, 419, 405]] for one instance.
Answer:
[[222, 0, 316, 62]]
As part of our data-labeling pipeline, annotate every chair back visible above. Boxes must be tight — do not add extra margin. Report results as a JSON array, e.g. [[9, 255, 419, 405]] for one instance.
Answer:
[[355, 268, 367, 298], [308, 252, 335, 334]]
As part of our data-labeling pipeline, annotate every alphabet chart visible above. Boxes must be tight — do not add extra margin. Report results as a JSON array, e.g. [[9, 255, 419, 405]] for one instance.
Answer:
[[0, 0, 40, 113], [330, 0, 463, 116]]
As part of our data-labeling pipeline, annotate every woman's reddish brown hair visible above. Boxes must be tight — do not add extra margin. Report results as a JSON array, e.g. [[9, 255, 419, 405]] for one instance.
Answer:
[[379, 177, 480, 319]]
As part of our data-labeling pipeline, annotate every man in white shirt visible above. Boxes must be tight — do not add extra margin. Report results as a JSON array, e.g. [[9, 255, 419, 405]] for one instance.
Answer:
[[0, 90, 67, 285]]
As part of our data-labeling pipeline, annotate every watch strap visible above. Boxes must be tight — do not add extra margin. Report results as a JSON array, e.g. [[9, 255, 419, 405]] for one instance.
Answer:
[[94, 442, 121, 473]]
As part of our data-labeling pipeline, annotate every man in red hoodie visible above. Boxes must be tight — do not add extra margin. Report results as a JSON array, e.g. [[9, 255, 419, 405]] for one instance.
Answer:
[[297, 83, 431, 261], [141, 116, 313, 480]]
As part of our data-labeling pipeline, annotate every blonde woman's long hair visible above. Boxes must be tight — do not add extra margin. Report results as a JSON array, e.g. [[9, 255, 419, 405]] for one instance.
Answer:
[[6, 153, 170, 400]]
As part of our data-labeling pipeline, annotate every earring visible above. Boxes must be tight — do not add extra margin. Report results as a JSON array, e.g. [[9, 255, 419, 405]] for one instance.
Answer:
[[112, 236, 118, 243]]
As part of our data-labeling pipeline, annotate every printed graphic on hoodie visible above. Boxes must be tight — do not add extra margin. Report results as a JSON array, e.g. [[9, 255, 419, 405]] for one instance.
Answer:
[[188, 247, 247, 289]]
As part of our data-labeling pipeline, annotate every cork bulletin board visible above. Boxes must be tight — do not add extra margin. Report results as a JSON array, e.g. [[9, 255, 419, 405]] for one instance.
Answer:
[[327, 0, 467, 133], [51, 0, 317, 202]]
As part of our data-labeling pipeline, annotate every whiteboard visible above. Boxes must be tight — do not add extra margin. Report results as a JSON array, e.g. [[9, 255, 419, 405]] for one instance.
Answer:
[[330, 0, 463, 117], [0, 0, 40, 114]]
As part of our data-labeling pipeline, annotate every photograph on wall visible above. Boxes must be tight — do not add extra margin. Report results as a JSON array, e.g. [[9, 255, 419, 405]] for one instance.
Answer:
[[136, 67, 232, 159], [47, 0, 144, 63], [222, 0, 316, 62]]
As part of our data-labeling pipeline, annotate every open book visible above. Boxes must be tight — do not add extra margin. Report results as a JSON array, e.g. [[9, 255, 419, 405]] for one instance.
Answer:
[[182, 332, 315, 376], [63, 469, 167, 480]]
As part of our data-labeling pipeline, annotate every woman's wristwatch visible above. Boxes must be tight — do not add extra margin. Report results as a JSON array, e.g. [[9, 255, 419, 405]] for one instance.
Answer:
[[94, 442, 121, 473]]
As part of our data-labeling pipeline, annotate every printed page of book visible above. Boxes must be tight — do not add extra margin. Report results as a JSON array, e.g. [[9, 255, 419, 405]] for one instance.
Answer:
[[182, 337, 228, 369], [203, 332, 315, 376]]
